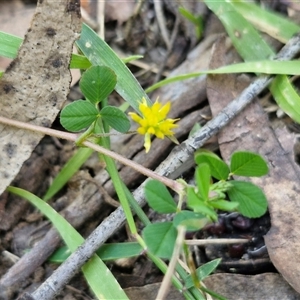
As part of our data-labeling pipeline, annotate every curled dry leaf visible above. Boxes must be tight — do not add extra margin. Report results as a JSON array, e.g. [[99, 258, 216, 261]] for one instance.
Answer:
[[105, 0, 136, 25], [0, 0, 82, 195]]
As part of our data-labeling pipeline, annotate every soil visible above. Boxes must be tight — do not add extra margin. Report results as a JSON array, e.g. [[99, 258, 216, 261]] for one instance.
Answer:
[[1, 0, 300, 299]]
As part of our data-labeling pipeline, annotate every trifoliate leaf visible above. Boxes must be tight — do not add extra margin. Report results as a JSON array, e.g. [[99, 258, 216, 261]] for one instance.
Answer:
[[144, 180, 177, 214], [100, 106, 130, 133], [227, 180, 268, 218], [173, 210, 208, 231], [80, 65, 116, 104], [143, 222, 177, 259], [195, 149, 229, 180], [60, 100, 99, 132], [195, 163, 210, 202], [230, 151, 269, 177]]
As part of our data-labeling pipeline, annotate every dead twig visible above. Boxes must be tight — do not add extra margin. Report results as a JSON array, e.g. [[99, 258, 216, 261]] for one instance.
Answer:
[[154, 0, 171, 50], [153, 14, 181, 84]]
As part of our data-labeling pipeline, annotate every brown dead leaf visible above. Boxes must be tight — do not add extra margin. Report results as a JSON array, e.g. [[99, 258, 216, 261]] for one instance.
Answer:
[[124, 282, 184, 300], [207, 37, 300, 293], [0, 0, 81, 196], [204, 273, 300, 300], [105, 0, 136, 25]]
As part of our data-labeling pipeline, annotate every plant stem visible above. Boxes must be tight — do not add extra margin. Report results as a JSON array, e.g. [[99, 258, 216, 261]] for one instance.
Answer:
[[97, 119, 137, 235], [0, 115, 184, 194], [123, 183, 151, 226]]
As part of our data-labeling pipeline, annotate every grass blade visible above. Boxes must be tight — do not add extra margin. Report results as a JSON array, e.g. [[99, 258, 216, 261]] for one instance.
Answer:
[[43, 147, 94, 201], [76, 23, 151, 113], [204, 0, 300, 124], [8, 186, 128, 299], [232, 0, 300, 43], [270, 75, 300, 123], [204, 0, 274, 61]]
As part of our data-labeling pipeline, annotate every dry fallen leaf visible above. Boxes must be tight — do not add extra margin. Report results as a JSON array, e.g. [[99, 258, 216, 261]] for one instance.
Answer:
[[0, 0, 81, 195], [207, 36, 300, 294], [204, 273, 300, 300], [124, 282, 184, 300], [105, 0, 136, 25]]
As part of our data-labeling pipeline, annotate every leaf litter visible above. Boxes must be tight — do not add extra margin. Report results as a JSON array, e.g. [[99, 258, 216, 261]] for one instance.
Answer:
[[1, 1, 300, 299]]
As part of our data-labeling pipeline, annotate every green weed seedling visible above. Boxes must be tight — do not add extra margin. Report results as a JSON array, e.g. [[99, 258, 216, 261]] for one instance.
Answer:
[[143, 150, 268, 298], [60, 65, 130, 136], [144, 150, 268, 247]]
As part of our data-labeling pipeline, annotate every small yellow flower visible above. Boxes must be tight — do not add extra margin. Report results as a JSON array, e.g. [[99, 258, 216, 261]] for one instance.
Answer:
[[129, 98, 179, 153]]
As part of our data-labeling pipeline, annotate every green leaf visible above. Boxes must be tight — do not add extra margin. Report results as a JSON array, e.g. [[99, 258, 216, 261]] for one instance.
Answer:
[[187, 187, 218, 221], [144, 180, 177, 214], [209, 200, 239, 211], [69, 54, 92, 69], [48, 246, 71, 263], [173, 210, 208, 231], [178, 6, 203, 39], [227, 181, 268, 218], [204, 0, 300, 126], [270, 75, 300, 124], [43, 148, 94, 201], [189, 123, 202, 137], [100, 106, 130, 133], [80, 66, 117, 104], [146, 61, 300, 93], [122, 55, 143, 64], [179, 6, 199, 25], [76, 23, 151, 113], [195, 164, 210, 201], [60, 100, 99, 132], [210, 181, 233, 194], [184, 258, 221, 288], [0, 31, 22, 59], [202, 60, 300, 76], [143, 222, 177, 259], [97, 242, 143, 261], [204, 0, 274, 61], [230, 151, 269, 177], [8, 187, 128, 299], [49, 243, 143, 263], [232, 0, 300, 43], [195, 150, 229, 180]]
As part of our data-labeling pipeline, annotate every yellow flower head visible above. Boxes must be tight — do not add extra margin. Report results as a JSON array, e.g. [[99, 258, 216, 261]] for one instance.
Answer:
[[129, 98, 179, 153]]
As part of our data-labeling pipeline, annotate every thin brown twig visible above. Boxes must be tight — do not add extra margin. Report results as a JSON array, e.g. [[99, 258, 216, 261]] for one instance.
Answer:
[[0, 116, 184, 194], [185, 238, 249, 246], [154, 0, 171, 50], [154, 14, 181, 84]]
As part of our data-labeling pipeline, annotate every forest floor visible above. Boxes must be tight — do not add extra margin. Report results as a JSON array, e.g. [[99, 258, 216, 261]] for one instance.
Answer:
[[1, 0, 300, 299]]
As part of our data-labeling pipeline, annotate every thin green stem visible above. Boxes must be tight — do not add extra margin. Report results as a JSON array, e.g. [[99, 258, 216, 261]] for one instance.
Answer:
[[123, 183, 151, 226], [75, 122, 95, 145], [97, 118, 137, 235], [175, 264, 206, 299]]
